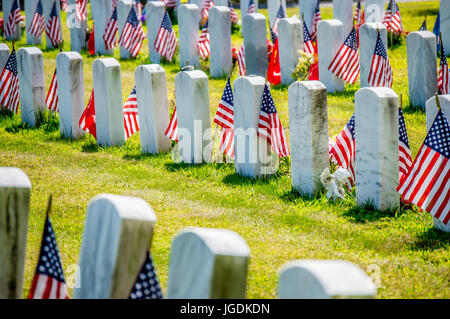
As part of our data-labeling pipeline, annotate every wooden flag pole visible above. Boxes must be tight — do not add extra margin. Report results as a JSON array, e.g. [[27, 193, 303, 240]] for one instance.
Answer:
[[45, 194, 53, 219], [399, 93, 403, 109], [435, 94, 441, 111]]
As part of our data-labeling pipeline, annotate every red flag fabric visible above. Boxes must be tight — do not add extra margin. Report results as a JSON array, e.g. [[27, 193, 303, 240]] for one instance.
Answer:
[[308, 61, 319, 80], [88, 24, 95, 55], [267, 38, 281, 85]]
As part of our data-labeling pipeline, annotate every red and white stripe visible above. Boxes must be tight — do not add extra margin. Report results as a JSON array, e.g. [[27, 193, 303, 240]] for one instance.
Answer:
[[75, 0, 87, 22], [237, 44, 246, 76], [164, 0, 178, 9], [60, 0, 69, 12], [197, 22, 210, 60], [328, 28, 360, 85], [118, 10, 146, 58], [154, 13, 178, 62], [28, 1, 45, 39], [329, 118, 356, 184], [79, 89, 97, 139], [28, 274, 69, 299], [438, 55, 449, 95], [103, 7, 118, 51], [165, 107, 178, 142], [220, 127, 235, 159], [399, 140, 412, 182], [4, 0, 22, 38], [201, 0, 214, 22], [0, 52, 20, 114], [46, 5, 63, 47], [368, 53, 392, 87], [46, 69, 59, 112], [123, 87, 139, 140]]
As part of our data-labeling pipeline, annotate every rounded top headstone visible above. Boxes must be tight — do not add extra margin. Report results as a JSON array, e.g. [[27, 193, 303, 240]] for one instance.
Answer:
[[0, 167, 31, 189]]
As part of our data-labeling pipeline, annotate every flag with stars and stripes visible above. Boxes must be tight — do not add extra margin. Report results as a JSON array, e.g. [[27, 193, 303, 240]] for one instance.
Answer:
[[4, 0, 22, 38], [0, 49, 19, 114], [247, 0, 256, 14], [328, 27, 360, 85], [197, 19, 210, 60], [257, 84, 289, 158], [164, 0, 178, 9], [75, 0, 87, 22], [236, 44, 246, 76], [28, 216, 69, 299], [399, 108, 412, 182], [46, 1, 63, 47], [368, 31, 392, 87], [272, 3, 286, 35], [329, 114, 356, 184], [29, 0, 45, 39], [103, 6, 119, 51], [118, 7, 146, 58], [165, 107, 178, 142], [354, 0, 364, 28], [123, 86, 140, 140], [79, 89, 97, 139], [154, 11, 178, 62], [397, 110, 450, 225], [112, 0, 118, 9], [383, 0, 403, 34], [302, 19, 315, 55], [201, 0, 215, 22], [228, 0, 239, 24], [310, 0, 321, 42], [46, 69, 59, 112], [438, 44, 449, 95], [214, 77, 235, 159], [129, 252, 163, 299], [419, 19, 427, 31]]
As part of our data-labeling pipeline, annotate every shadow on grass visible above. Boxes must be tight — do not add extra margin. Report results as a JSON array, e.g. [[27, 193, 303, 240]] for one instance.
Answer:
[[343, 201, 405, 223], [328, 86, 359, 99], [279, 188, 323, 204], [411, 8, 439, 18], [402, 103, 426, 114], [222, 172, 280, 186], [81, 139, 98, 153], [410, 227, 450, 250], [3, 110, 59, 134], [123, 152, 163, 161], [164, 161, 210, 172]]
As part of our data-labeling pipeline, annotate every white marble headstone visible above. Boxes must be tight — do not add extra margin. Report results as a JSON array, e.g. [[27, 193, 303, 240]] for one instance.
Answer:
[[178, 4, 200, 68], [68, 0, 87, 52], [42, 0, 62, 49], [91, 0, 114, 55], [0, 43, 10, 71], [73, 194, 157, 299], [288, 81, 329, 195], [92, 58, 125, 147], [299, 0, 319, 35], [2, 0, 22, 41], [146, 1, 166, 64], [441, 0, 450, 55], [135, 64, 171, 154], [355, 87, 399, 211], [278, 17, 302, 85], [243, 13, 268, 77], [364, 0, 386, 23], [25, 0, 42, 45], [333, 0, 354, 37], [0, 167, 31, 299], [278, 260, 377, 299], [359, 23, 387, 88], [209, 6, 233, 78], [240, 0, 258, 18], [268, 0, 286, 27], [17, 47, 46, 127], [167, 227, 250, 299], [117, 0, 134, 59]]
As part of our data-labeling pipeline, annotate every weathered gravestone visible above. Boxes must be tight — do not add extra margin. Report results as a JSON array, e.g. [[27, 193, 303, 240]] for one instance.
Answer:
[[209, 6, 232, 78], [333, 0, 354, 37], [355, 87, 399, 211], [68, 0, 87, 52], [135, 64, 171, 154], [56, 51, 85, 139], [359, 23, 387, 88], [0, 167, 31, 299], [118, 0, 134, 59], [364, 0, 386, 23], [243, 13, 268, 77], [2, 0, 22, 41], [92, 58, 125, 147], [317, 20, 345, 93], [268, 0, 286, 27], [299, 0, 319, 35], [91, 0, 114, 55], [175, 69, 211, 164], [441, 0, 450, 55], [167, 227, 250, 298], [73, 194, 157, 299], [0, 43, 10, 71], [288, 81, 329, 195], [146, 1, 165, 64], [278, 260, 377, 298], [240, 0, 258, 17], [25, 0, 42, 45], [178, 4, 200, 68], [407, 31, 438, 109], [278, 17, 302, 85], [42, 0, 62, 49], [17, 47, 46, 127], [233, 76, 273, 178], [214, 0, 228, 6], [425, 94, 450, 233]]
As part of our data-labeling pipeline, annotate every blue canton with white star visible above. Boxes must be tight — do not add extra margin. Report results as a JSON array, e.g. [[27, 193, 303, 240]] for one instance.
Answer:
[[4, 50, 18, 75], [346, 114, 356, 140], [303, 21, 312, 42], [111, 6, 118, 20], [374, 32, 388, 59], [261, 85, 278, 115], [345, 28, 358, 51], [221, 77, 234, 106], [399, 108, 410, 147], [130, 252, 163, 299], [424, 111, 450, 159], [126, 7, 139, 28], [36, 0, 43, 15], [50, 1, 58, 18], [276, 4, 286, 19], [161, 11, 173, 32]]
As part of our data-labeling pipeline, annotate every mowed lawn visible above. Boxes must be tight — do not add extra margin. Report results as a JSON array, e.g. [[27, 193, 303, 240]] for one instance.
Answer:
[[0, 2, 449, 299]]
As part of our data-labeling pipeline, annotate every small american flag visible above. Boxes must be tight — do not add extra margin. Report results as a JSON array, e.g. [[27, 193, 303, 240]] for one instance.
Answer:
[[302, 19, 315, 55], [129, 252, 163, 299], [0, 49, 20, 114], [399, 108, 412, 182], [257, 84, 289, 158], [310, 1, 321, 42], [28, 216, 69, 299], [237, 44, 246, 76], [29, 0, 45, 39], [354, 0, 364, 28], [214, 77, 235, 159], [397, 110, 450, 225], [154, 11, 178, 62], [4, 0, 21, 38], [228, 0, 239, 24], [201, 0, 215, 22], [247, 0, 256, 14], [60, 0, 68, 12], [103, 6, 119, 51], [272, 3, 286, 35], [46, 1, 63, 48], [197, 20, 210, 60], [368, 31, 392, 87], [46, 69, 59, 112], [165, 107, 178, 142], [164, 0, 178, 9], [438, 44, 449, 95], [118, 7, 146, 58], [330, 114, 356, 184], [112, 0, 118, 9], [383, 0, 403, 34], [123, 86, 140, 140], [75, 0, 87, 22], [79, 89, 97, 139], [419, 19, 427, 31], [328, 27, 360, 85], [136, 0, 144, 18]]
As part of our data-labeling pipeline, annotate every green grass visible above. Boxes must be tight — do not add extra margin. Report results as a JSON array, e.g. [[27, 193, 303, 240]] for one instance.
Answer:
[[0, 2, 449, 299]]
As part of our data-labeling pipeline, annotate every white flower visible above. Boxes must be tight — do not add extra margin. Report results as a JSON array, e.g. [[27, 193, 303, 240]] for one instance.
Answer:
[[320, 167, 351, 201]]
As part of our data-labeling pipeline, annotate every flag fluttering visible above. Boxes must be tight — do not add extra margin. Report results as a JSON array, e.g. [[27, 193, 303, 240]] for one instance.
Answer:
[[236, 44, 246, 76], [302, 19, 315, 55], [118, 7, 146, 58], [103, 6, 119, 51], [267, 28, 281, 86], [368, 30, 392, 87], [29, 0, 45, 39], [79, 89, 97, 139], [165, 107, 179, 142], [247, 0, 256, 14], [214, 77, 235, 159], [46, 69, 59, 112], [4, 0, 21, 38], [0, 49, 19, 114], [330, 114, 356, 184], [354, 0, 364, 29], [197, 20, 210, 60], [46, 1, 63, 47], [399, 108, 412, 182], [154, 11, 178, 62], [123, 86, 140, 140], [75, 0, 87, 22], [310, 1, 321, 42], [438, 39, 449, 95], [383, 0, 403, 34], [272, 4, 286, 35], [328, 27, 360, 85]]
